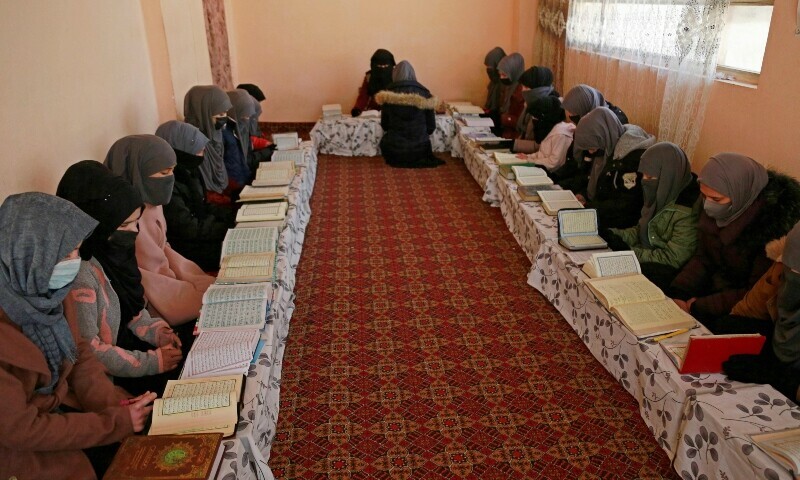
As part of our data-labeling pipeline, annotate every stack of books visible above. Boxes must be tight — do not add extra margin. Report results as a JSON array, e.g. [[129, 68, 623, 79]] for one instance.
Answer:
[[322, 103, 342, 120], [216, 226, 279, 284]]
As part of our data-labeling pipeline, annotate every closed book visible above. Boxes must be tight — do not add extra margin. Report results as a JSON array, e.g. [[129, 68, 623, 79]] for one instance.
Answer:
[[104, 433, 223, 479], [661, 334, 767, 374]]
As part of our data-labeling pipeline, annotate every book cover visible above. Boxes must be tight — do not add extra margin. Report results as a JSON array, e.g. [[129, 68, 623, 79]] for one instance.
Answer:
[[662, 334, 767, 373], [104, 433, 223, 479]]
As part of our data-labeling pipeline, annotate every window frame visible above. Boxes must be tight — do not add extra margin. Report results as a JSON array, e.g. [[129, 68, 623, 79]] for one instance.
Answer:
[[714, 0, 774, 86]]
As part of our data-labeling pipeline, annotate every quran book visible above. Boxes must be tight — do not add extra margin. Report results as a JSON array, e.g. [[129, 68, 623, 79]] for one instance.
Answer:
[[271, 132, 299, 150], [105, 433, 224, 480], [750, 427, 800, 478], [235, 202, 288, 223], [149, 375, 243, 437], [660, 334, 766, 374], [221, 226, 279, 259], [252, 162, 295, 187], [459, 126, 493, 135], [322, 103, 342, 119], [197, 299, 268, 332], [216, 253, 276, 284], [454, 105, 485, 115], [202, 282, 273, 304], [237, 185, 290, 203], [476, 138, 514, 150], [537, 190, 584, 215], [359, 110, 381, 119], [513, 166, 553, 187], [558, 209, 607, 251], [234, 219, 286, 229], [582, 251, 640, 278], [498, 164, 533, 180], [517, 184, 558, 202], [494, 152, 529, 166], [183, 329, 261, 377], [461, 116, 495, 127], [584, 274, 695, 337], [270, 149, 305, 164]]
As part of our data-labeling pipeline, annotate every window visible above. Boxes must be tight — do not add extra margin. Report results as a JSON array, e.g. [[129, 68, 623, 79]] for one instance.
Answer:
[[715, 1, 773, 85]]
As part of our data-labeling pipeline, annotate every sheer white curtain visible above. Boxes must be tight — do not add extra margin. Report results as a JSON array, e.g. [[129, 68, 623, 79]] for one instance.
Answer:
[[565, 0, 729, 160]]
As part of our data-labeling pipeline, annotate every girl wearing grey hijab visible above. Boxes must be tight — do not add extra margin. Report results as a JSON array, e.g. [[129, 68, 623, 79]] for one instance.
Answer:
[[496, 53, 526, 138], [183, 85, 233, 195], [484, 46, 507, 112], [605, 142, 700, 288], [227, 89, 257, 170], [562, 84, 628, 125], [104, 135, 177, 207], [697, 153, 769, 228]]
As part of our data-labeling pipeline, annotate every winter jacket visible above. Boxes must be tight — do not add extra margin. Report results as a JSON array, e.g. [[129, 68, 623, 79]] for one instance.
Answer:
[[519, 122, 575, 172], [730, 237, 786, 321], [611, 176, 701, 269], [376, 81, 439, 168], [0, 309, 133, 480], [500, 84, 525, 139], [352, 73, 382, 113], [671, 171, 800, 321], [221, 120, 251, 187]]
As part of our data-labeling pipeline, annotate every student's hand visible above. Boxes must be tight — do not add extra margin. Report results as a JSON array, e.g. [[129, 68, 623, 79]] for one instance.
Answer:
[[128, 391, 157, 432], [673, 298, 692, 313], [158, 345, 183, 372], [154, 324, 181, 348], [516, 153, 528, 160], [575, 193, 586, 205]]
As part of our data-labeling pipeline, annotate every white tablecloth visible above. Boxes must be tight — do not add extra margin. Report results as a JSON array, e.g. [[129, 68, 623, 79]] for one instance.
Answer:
[[310, 115, 456, 157]]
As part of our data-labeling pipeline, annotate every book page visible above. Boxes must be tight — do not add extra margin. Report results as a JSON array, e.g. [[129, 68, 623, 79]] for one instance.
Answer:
[[252, 168, 293, 186], [494, 152, 524, 165], [217, 264, 274, 283], [238, 185, 290, 201], [236, 202, 287, 223], [585, 274, 665, 309], [752, 428, 800, 472], [161, 392, 232, 415], [203, 283, 272, 304], [512, 166, 547, 178], [559, 210, 597, 235], [611, 298, 695, 337], [539, 190, 579, 202], [221, 227, 279, 258], [592, 251, 641, 277], [198, 299, 267, 330], [187, 330, 260, 377], [454, 105, 485, 115], [220, 253, 275, 269], [165, 377, 239, 399], [271, 149, 304, 163]]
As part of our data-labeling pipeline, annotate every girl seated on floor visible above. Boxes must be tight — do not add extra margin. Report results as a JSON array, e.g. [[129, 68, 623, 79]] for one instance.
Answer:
[[57, 161, 183, 397], [496, 52, 525, 139], [104, 135, 215, 326], [513, 96, 575, 172], [352, 48, 395, 117], [669, 153, 800, 325], [224, 89, 255, 191], [516, 66, 559, 141], [562, 83, 628, 126], [602, 142, 701, 290], [572, 107, 656, 229], [0, 192, 155, 480]]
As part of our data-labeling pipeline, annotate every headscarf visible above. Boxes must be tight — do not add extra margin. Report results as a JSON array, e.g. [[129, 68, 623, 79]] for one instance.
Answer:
[[497, 53, 525, 113], [227, 89, 257, 161], [56, 161, 145, 328], [697, 153, 769, 227], [367, 49, 396, 96], [562, 84, 607, 119], [527, 96, 565, 144], [484, 46, 506, 111], [392, 60, 417, 83], [519, 66, 554, 90], [774, 221, 800, 365], [251, 98, 263, 137], [0, 193, 97, 393], [636, 143, 693, 247], [155, 120, 208, 156], [236, 83, 265, 102], [104, 135, 178, 206], [573, 107, 626, 200], [183, 85, 232, 193]]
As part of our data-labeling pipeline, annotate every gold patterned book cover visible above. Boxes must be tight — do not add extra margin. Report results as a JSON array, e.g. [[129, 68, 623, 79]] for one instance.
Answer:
[[104, 433, 223, 479]]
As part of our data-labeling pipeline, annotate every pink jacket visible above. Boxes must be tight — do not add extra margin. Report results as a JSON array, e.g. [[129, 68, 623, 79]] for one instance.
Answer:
[[135, 204, 215, 325]]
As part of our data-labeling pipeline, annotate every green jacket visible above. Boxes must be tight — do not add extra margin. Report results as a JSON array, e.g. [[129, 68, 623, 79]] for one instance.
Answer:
[[610, 180, 701, 269]]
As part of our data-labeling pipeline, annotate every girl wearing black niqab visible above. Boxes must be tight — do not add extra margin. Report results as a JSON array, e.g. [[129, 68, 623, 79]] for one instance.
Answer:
[[351, 49, 396, 116]]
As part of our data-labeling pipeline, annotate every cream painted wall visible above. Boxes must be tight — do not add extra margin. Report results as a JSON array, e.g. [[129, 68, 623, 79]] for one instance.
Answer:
[[694, 2, 800, 177], [0, 1, 161, 200], [227, 0, 526, 121]]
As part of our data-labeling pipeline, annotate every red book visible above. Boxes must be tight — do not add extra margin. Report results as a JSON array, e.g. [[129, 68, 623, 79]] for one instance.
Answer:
[[104, 433, 224, 479], [661, 334, 767, 374]]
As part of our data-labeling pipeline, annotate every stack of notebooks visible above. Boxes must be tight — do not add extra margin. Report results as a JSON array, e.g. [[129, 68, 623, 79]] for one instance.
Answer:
[[252, 160, 295, 187], [322, 103, 342, 120], [536, 190, 584, 215], [216, 226, 279, 284]]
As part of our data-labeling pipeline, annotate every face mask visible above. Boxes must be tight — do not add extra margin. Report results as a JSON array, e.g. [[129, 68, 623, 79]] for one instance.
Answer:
[[569, 115, 581, 124], [214, 117, 227, 130], [108, 230, 138, 250], [142, 175, 175, 206], [641, 178, 659, 206], [49, 257, 82, 290], [500, 78, 513, 86], [703, 198, 733, 221]]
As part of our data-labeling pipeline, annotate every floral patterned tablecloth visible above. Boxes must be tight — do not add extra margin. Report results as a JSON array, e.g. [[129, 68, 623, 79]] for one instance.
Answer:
[[459, 135, 501, 206], [215, 143, 317, 480], [310, 115, 455, 157]]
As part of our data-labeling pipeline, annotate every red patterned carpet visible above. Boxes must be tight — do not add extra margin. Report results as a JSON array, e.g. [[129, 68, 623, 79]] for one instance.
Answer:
[[270, 154, 679, 479]]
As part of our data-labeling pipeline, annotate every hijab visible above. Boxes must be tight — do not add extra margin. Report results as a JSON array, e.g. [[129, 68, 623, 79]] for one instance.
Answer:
[[497, 53, 525, 112], [0, 193, 97, 393], [697, 153, 769, 227], [562, 84, 607, 121], [56, 161, 145, 328], [573, 107, 626, 200], [392, 60, 417, 83], [183, 85, 232, 193], [104, 135, 178, 206], [235, 83, 265, 135], [236, 83, 265, 102], [775, 221, 800, 365], [519, 66, 554, 90], [155, 120, 208, 156], [636, 143, 693, 247], [527, 96, 565, 144], [227, 89, 257, 160], [251, 98, 263, 137], [484, 46, 507, 111], [368, 49, 396, 96]]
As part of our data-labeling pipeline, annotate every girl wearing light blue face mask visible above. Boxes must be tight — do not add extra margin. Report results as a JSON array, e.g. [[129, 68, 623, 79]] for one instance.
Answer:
[[0, 192, 156, 479]]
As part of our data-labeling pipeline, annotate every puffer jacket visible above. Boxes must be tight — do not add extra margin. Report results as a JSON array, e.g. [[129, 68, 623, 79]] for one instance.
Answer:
[[611, 176, 701, 269], [376, 81, 439, 168], [730, 237, 786, 321]]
